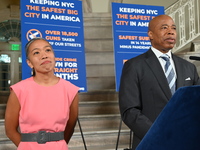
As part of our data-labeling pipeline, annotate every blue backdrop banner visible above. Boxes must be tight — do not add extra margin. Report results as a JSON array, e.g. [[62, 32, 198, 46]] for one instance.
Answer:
[[111, 3, 164, 91], [21, 0, 87, 92]]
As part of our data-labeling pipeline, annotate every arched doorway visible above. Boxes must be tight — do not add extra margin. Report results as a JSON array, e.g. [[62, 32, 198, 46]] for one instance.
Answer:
[[0, 19, 21, 93]]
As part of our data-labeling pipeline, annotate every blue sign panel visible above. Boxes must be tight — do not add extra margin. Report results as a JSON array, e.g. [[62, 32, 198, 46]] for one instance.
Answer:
[[21, 0, 87, 92], [112, 3, 164, 91]]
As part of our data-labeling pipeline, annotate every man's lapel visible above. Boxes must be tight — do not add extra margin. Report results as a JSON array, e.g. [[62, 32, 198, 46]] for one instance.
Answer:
[[172, 55, 184, 89], [145, 50, 172, 100]]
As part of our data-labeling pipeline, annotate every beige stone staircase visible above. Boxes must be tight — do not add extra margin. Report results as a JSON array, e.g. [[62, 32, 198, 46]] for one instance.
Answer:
[[68, 91, 130, 150]]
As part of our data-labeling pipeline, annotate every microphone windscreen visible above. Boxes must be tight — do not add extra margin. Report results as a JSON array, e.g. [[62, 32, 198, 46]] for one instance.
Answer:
[[189, 56, 200, 61]]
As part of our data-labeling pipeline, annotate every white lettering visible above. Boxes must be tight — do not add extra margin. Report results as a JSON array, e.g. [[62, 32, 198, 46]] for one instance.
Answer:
[[50, 15, 80, 22], [119, 7, 145, 14], [30, 0, 60, 6]]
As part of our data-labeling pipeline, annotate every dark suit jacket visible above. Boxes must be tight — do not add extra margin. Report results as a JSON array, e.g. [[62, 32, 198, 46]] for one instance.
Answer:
[[119, 49, 199, 149]]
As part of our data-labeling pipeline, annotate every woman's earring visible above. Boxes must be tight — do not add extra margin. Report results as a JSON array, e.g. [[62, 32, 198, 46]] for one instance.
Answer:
[[31, 68, 34, 76], [31, 68, 35, 76]]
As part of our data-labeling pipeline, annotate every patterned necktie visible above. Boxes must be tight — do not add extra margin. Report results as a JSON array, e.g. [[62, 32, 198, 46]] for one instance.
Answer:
[[160, 54, 176, 95]]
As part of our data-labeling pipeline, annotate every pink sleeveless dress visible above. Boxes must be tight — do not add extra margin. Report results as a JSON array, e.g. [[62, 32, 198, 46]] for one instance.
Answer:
[[10, 77, 79, 150]]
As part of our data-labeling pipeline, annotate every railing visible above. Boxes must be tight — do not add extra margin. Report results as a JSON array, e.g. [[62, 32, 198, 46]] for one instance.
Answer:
[[165, 0, 200, 52]]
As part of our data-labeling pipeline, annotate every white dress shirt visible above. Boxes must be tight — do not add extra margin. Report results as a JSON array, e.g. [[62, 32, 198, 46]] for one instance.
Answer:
[[151, 46, 177, 79]]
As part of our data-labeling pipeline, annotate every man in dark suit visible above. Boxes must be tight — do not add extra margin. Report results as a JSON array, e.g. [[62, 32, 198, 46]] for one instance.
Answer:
[[119, 14, 199, 149]]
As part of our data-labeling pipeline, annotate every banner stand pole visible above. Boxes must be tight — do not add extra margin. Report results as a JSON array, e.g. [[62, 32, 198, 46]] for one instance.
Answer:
[[77, 118, 87, 150]]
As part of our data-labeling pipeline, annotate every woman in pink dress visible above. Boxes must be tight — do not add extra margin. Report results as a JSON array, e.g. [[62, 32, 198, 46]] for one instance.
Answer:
[[5, 38, 79, 150]]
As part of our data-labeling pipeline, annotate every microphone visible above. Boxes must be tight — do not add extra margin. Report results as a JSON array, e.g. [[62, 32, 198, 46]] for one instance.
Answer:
[[189, 56, 200, 61]]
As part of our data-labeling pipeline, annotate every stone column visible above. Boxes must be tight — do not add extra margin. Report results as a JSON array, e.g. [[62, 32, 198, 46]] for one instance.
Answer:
[[108, 0, 123, 12], [81, 0, 92, 13]]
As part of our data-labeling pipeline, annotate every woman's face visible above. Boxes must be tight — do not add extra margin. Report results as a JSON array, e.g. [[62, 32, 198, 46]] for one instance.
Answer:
[[26, 39, 55, 75]]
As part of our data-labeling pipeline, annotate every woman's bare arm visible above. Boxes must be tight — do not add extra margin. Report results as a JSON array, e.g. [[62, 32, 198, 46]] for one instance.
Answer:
[[5, 90, 21, 147], [64, 93, 79, 144]]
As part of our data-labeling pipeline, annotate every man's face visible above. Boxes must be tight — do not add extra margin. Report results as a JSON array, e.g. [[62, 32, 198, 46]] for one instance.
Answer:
[[148, 16, 177, 53]]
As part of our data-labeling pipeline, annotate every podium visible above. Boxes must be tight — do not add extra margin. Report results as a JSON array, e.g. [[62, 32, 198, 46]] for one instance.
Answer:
[[136, 85, 200, 150]]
